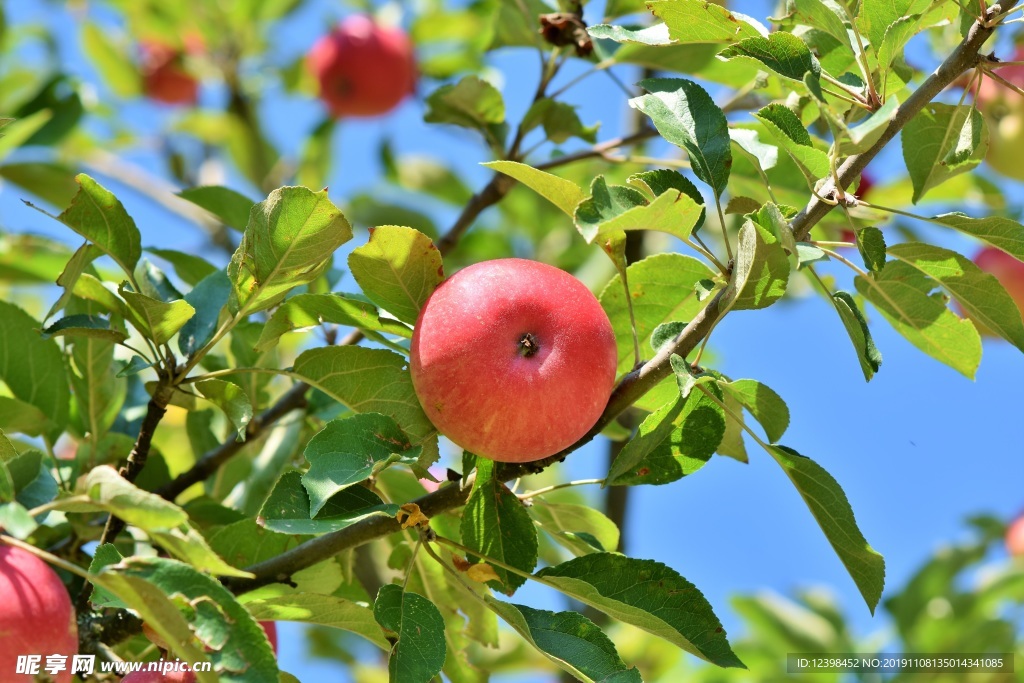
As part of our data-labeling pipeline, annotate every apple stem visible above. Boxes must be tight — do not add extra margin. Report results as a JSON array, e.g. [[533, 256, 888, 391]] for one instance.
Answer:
[[517, 333, 540, 358]]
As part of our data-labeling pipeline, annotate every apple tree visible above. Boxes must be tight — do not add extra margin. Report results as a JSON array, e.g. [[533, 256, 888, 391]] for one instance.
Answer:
[[0, 0, 1022, 681]]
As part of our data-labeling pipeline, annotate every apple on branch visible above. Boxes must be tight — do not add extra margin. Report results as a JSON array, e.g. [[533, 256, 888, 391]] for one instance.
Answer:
[[411, 258, 618, 463], [0, 545, 78, 683], [307, 15, 416, 118]]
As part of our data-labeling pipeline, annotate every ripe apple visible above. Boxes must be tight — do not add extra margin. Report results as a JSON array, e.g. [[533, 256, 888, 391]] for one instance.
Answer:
[[307, 15, 416, 118], [1007, 515, 1024, 557], [0, 545, 78, 683], [139, 41, 199, 106], [410, 258, 618, 463]]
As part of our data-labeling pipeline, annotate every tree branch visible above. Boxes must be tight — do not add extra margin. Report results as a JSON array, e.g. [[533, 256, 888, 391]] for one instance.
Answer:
[[220, 6, 1008, 592], [791, 9, 998, 241]]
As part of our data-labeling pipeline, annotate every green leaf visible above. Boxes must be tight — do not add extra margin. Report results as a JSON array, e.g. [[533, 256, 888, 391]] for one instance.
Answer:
[[902, 104, 987, 204], [149, 524, 255, 579], [62, 465, 188, 530], [374, 584, 447, 683], [858, 0, 932, 52], [767, 445, 885, 613], [65, 314, 125, 442], [729, 128, 779, 173], [725, 220, 790, 310], [348, 226, 444, 325], [888, 242, 1024, 352], [607, 384, 724, 486], [521, 99, 598, 144], [650, 321, 688, 354], [178, 270, 231, 357], [302, 414, 420, 517], [717, 378, 789, 443], [932, 213, 1024, 262], [260, 471, 398, 535], [177, 186, 256, 232], [630, 78, 732, 197], [588, 23, 673, 46], [7, 450, 58, 510], [0, 398, 49, 437], [0, 111, 54, 163], [47, 242, 100, 319], [831, 292, 883, 381], [40, 314, 127, 343], [845, 97, 900, 153], [0, 302, 69, 431], [530, 501, 620, 556], [755, 105, 830, 182], [0, 162, 79, 208], [719, 32, 822, 97], [791, 0, 855, 53], [98, 557, 277, 682], [424, 76, 507, 148], [854, 261, 981, 378], [194, 379, 252, 439], [256, 293, 410, 354], [136, 258, 184, 302], [484, 600, 641, 682], [576, 175, 706, 249], [119, 284, 195, 345], [717, 390, 748, 462], [0, 502, 37, 538], [245, 594, 389, 650], [856, 226, 887, 273], [80, 23, 140, 97], [536, 553, 742, 667], [599, 254, 716, 375], [461, 459, 538, 594], [648, 0, 765, 44], [32, 174, 141, 280], [146, 248, 219, 287], [483, 160, 585, 217], [227, 186, 353, 315], [291, 347, 434, 443]]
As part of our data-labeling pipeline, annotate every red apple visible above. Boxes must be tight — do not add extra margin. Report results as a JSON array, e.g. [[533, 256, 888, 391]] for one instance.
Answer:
[[1007, 515, 1024, 557], [0, 545, 78, 683], [976, 48, 1024, 180], [261, 621, 278, 654], [307, 15, 416, 118], [410, 259, 618, 463], [140, 41, 199, 106]]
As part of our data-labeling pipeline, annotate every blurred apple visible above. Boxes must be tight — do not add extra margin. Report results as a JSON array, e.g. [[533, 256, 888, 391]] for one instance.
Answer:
[[307, 15, 416, 118], [1007, 514, 1024, 556], [971, 247, 1024, 329], [139, 41, 199, 106]]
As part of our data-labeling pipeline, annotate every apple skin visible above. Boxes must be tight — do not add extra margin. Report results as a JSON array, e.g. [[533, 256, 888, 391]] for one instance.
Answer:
[[140, 42, 199, 106], [1007, 515, 1024, 557], [410, 258, 618, 463], [307, 15, 416, 118], [0, 545, 78, 683]]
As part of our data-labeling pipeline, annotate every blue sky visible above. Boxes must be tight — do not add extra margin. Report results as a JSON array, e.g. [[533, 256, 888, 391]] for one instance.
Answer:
[[2, 1, 1022, 681]]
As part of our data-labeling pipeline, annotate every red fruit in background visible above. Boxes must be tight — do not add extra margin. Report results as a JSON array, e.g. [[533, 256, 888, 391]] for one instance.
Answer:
[[0, 545, 78, 683], [1007, 515, 1024, 557], [410, 259, 618, 463], [974, 48, 1024, 180], [307, 15, 416, 118], [261, 621, 278, 654], [140, 41, 199, 106], [973, 247, 1024, 318]]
